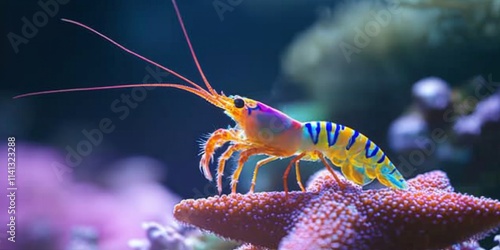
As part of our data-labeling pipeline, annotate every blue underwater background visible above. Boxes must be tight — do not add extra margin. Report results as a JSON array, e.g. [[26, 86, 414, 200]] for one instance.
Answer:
[[2, 0, 500, 249]]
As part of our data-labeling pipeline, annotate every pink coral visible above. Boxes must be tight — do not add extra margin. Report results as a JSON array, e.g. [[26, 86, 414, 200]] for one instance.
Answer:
[[174, 170, 500, 249], [0, 143, 179, 250]]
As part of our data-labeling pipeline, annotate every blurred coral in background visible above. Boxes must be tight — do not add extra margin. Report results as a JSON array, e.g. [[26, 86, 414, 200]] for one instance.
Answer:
[[0, 144, 180, 250], [281, 0, 500, 130], [388, 75, 500, 198]]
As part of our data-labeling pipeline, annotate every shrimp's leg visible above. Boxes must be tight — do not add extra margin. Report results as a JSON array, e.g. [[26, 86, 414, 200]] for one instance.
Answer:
[[199, 128, 240, 181], [295, 161, 306, 192], [318, 153, 345, 188], [230, 148, 263, 194], [283, 152, 307, 198], [248, 156, 279, 193], [216, 143, 248, 195]]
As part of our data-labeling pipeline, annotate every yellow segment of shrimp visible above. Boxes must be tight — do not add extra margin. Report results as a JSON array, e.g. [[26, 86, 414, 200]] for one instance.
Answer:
[[300, 121, 408, 190]]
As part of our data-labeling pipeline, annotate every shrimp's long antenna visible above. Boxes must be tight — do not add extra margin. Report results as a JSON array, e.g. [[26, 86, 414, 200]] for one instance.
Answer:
[[60, 18, 207, 94], [171, 0, 217, 95], [13, 83, 222, 106], [14, 3, 224, 106]]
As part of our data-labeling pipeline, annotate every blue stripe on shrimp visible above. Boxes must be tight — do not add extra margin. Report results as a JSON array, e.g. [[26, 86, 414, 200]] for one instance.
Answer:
[[316, 122, 321, 142], [346, 130, 359, 150], [364, 140, 379, 158], [326, 122, 334, 146], [330, 123, 341, 147], [377, 153, 385, 163], [247, 104, 261, 115], [305, 122, 321, 144]]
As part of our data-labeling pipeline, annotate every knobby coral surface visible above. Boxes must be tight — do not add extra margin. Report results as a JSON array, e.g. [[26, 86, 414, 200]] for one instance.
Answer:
[[174, 170, 500, 250]]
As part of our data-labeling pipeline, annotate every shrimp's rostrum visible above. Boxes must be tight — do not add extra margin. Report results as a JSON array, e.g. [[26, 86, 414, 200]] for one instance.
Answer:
[[14, 0, 408, 196]]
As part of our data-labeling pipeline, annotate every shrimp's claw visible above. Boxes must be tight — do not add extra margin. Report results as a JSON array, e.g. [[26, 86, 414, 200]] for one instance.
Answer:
[[199, 153, 213, 181], [198, 128, 240, 182]]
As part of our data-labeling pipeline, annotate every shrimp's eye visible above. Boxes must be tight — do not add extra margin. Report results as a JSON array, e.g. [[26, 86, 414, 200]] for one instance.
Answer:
[[234, 98, 245, 108]]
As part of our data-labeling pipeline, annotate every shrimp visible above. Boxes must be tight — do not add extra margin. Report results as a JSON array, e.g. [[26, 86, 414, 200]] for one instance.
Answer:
[[14, 0, 408, 196]]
